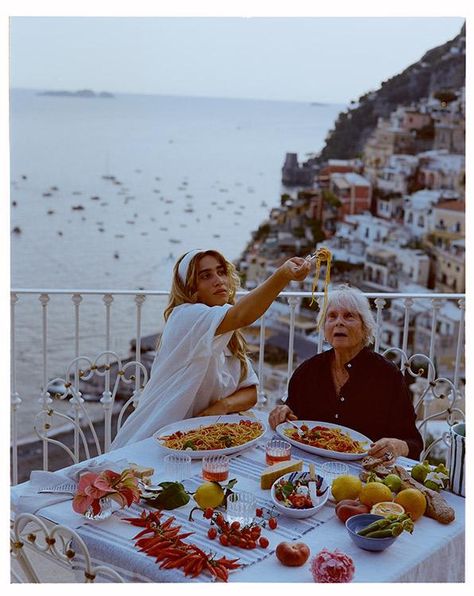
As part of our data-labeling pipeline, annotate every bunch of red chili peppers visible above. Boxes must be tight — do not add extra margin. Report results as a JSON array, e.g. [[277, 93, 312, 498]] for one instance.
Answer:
[[123, 509, 240, 581]]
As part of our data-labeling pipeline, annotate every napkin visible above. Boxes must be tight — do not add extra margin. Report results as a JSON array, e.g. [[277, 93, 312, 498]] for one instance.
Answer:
[[12, 457, 131, 517]]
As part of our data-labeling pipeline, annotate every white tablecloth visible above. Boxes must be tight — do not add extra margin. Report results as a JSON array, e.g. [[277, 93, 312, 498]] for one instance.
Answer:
[[11, 414, 465, 583]]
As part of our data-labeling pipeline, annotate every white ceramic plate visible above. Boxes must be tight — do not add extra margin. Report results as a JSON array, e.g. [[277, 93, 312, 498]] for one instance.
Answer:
[[153, 414, 266, 459], [271, 471, 330, 518], [276, 420, 370, 461]]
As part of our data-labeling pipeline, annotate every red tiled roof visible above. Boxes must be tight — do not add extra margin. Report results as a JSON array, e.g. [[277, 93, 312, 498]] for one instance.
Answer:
[[436, 200, 465, 212]]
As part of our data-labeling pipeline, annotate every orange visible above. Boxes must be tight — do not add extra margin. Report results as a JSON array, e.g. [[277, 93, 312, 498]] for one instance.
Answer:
[[359, 482, 393, 507], [394, 488, 427, 521], [371, 502, 405, 517]]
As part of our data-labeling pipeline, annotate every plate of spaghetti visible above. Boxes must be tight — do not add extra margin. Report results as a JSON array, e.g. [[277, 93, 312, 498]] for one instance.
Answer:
[[154, 414, 267, 458], [276, 420, 370, 460]]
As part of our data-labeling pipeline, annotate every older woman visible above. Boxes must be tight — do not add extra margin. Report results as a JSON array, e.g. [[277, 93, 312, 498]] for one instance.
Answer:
[[269, 285, 423, 462]]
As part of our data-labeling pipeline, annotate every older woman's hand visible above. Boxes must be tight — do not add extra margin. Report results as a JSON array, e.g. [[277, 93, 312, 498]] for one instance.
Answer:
[[368, 438, 409, 465], [268, 405, 297, 430]]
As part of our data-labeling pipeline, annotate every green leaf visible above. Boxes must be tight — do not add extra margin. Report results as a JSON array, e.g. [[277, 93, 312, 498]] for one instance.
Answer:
[[281, 482, 294, 498], [182, 440, 196, 450], [224, 478, 238, 491]]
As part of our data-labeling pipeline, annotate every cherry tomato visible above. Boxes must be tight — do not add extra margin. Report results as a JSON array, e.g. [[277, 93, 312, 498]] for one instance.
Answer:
[[215, 513, 225, 527], [268, 517, 278, 530], [207, 527, 217, 540], [250, 527, 261, 540], [255, 508, 263, 517], [219, 534, 229, 546], [204, 507, 214, 519], [259, 536, 269, 548], [231, 521, 241, 531]]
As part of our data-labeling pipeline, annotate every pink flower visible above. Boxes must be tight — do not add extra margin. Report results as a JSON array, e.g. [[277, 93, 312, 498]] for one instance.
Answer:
[[310, 549, 355, 583], [93, 469, 122, 492], [72, 468, 140, 515]]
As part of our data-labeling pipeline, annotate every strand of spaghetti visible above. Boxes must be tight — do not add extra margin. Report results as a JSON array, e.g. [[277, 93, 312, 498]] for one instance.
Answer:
[[308, 248, 332, 330]]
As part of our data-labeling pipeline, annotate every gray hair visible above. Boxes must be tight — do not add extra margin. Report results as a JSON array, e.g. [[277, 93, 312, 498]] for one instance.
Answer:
[[316, 285, 377, 346]]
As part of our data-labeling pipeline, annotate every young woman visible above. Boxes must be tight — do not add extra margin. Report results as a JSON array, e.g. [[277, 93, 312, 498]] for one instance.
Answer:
[[111, 248, 311, 448]]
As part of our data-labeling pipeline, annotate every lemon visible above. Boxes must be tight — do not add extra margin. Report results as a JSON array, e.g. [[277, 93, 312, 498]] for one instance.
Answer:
[[331, 475, 362, 503], [359, 482, 393, 507], [193, 481, 225, 509], [371, 502, 405, 517]]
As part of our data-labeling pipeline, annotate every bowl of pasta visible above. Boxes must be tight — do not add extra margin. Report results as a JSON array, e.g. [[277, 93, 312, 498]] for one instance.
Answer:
[[276, 420, 370, 461], [153, 414, 267, 459]]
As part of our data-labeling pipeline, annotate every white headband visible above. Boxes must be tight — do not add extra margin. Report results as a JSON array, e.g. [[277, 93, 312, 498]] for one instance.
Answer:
[[178, 249, 207, 285]]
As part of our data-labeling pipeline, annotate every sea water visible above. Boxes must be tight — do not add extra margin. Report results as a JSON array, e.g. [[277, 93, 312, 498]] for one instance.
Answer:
[[10, 89, 343, 441]]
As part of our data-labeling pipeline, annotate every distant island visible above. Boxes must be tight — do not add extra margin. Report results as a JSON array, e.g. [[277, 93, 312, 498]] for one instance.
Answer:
[[37, 89, 114, 98]]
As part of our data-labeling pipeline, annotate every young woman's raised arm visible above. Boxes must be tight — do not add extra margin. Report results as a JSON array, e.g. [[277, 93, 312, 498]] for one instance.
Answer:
[[216, 257, 311, 335]]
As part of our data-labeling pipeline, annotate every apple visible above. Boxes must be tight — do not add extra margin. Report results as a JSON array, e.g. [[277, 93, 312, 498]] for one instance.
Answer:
[[335, 499, 370, 523], [276, 541, 310, 567]]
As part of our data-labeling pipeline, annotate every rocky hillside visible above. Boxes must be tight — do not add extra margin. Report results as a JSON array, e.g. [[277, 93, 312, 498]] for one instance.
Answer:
[[317, 23, 465, 162]]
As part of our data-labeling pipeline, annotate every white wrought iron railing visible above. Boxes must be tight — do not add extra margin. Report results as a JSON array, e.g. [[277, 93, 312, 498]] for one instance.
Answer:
[[10, 289, 465, 484]]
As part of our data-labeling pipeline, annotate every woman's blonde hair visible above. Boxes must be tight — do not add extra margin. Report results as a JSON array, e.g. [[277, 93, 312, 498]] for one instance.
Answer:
[[162, 250, 249, 382]]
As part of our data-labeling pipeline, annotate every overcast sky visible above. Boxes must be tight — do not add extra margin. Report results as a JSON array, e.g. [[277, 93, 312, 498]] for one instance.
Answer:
[[9, 16, 465, 104]]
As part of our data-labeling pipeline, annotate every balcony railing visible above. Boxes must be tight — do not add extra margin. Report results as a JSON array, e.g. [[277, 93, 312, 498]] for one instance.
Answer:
[[10, 288, 465, 484]]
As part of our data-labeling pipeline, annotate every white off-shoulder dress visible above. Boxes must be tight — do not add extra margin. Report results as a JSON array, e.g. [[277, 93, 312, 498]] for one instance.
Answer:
[[110, 303, 258, 449]]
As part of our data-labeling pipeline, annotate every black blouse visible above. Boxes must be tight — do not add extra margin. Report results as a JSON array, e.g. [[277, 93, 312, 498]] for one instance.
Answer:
[[286, 347, 423, 460]]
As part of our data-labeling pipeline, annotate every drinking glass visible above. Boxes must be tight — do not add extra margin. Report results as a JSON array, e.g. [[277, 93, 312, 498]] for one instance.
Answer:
[[226, 491, 256, 526], [321, 461, 349, 486], [163, 454, 192, 482], [83, 497, 113, 521], [265, 439, 291, 466], [202, 455, 229, 482]]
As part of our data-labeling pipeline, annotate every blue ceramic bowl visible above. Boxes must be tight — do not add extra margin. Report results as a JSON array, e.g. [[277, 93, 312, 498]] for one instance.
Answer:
[[345, 513, 398, 552]]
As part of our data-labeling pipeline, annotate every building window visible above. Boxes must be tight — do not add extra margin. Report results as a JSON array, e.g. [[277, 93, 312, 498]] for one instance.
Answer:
[[417, 215, 424, 227]]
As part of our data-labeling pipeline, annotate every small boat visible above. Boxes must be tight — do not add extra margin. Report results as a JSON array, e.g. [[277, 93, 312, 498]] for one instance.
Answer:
[[72, 205, 84, 210], [169, 238, 181, 244], [50, 186, 59, 191], [12, 226, 21, 234], [114, 251, 120, 259], [43, 192, 52, 197], [47, 209, 55, 215], [90, 195, 100, 200]]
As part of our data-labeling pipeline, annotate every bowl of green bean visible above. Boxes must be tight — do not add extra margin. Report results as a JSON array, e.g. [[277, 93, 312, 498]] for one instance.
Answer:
[[345, 513, 414, 552]]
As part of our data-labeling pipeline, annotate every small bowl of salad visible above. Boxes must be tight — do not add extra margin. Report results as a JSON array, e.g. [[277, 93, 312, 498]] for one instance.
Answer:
[[271, 471, 329, 518]]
